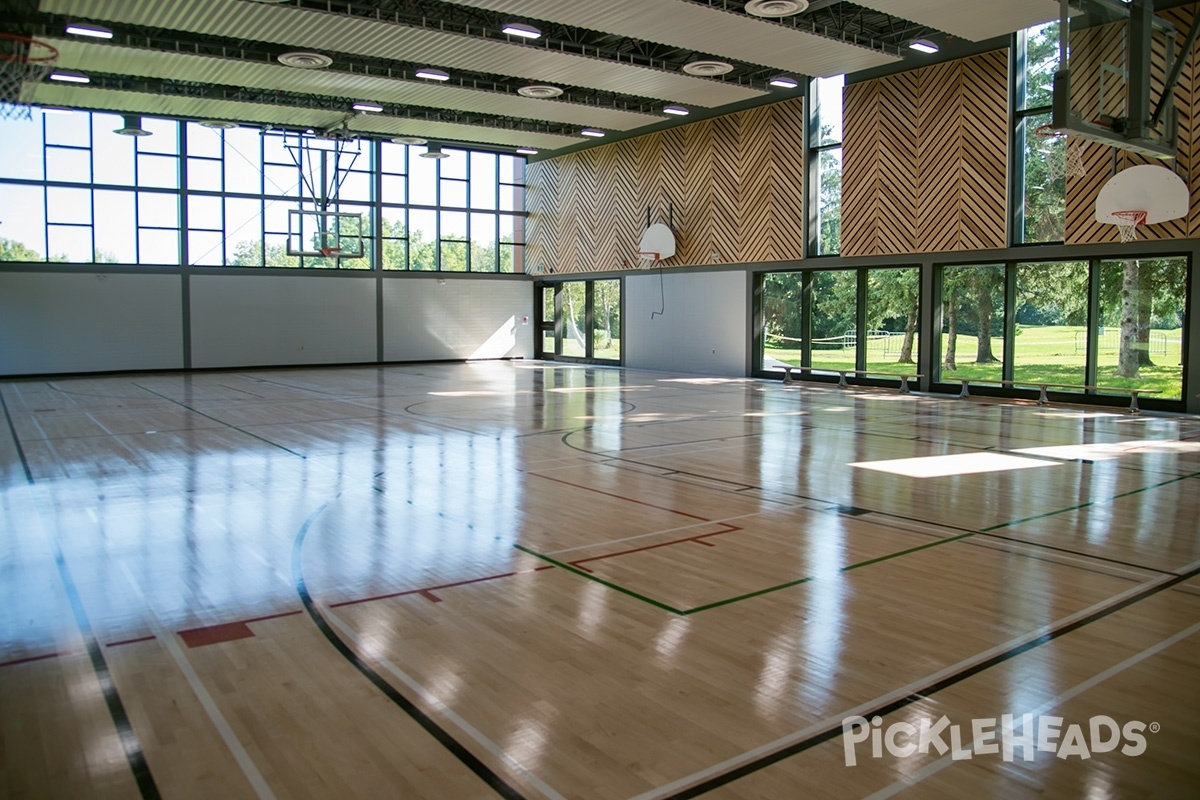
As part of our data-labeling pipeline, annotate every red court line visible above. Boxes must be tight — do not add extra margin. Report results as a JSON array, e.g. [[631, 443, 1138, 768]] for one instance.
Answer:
[[106, 635, 156, 648], [570, 523, 743, 570], [175, 609, 303, 649], [528, 472, 711, 521], [0, 650, 75, 668], [331, 565, 556, 608]]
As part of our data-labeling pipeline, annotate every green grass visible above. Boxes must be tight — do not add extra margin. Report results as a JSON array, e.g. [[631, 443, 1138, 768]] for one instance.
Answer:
[[765, 325, 1183, 399]]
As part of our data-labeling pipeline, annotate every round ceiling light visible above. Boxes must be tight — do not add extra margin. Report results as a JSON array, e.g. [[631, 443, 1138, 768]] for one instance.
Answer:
[[745, 0, 809, 18], [420, 144, 450, 159], [277, 51, 332, 69], [114, 115, 150, 136], [682, 60, 734, 77], [517, 85, 563, 99], [198, 119, 237, 129], [392, 136, 428, 145]]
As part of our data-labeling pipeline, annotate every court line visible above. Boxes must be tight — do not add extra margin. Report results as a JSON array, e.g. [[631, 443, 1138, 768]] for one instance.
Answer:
[[570, 524, 742, 570], [0, 385, 34, 483], [513, 545, 686, 614], [977, 530, 1174, 575], [118, 564, 278, 800], [527, 472, 710, 521], [27, 485, 162, 799], [864, 618, 1200, 800], [292, 498, 541, 800], [641, 566, 1200, 800], [543, 509, 802, 557], [134, 383, 307, 458]]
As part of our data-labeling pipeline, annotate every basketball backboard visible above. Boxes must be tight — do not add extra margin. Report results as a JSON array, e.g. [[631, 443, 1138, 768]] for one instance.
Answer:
[[1052, 0, 1182, 159], [287, 210, 365, 258]]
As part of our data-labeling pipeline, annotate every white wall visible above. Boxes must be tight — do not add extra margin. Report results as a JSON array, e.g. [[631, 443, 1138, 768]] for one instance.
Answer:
[[190, 273, 377, 368], [624, 270, 748, 376], [0, 272, 184, 375], [382, 278, 533, 361]]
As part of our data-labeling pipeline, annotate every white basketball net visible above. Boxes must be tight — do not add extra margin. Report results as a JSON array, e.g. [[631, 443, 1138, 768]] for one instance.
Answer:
[[0, 37, 57, 122], [1036, 126, 1086, 181], [1111, 210, 1147, 243]]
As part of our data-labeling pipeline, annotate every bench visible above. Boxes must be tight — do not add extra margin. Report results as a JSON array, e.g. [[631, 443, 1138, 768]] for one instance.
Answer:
[[947, 379, 1160, 414], [781, 365, 923, 395]]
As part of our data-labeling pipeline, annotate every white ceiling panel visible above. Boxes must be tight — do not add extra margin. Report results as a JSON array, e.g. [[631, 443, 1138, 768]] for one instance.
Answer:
[[47, 39, 665, 131], [28, 85, 584, 149], [854, 0, 1060, 42], [442, 0, 901, 77], [40, 0, 765, 107]]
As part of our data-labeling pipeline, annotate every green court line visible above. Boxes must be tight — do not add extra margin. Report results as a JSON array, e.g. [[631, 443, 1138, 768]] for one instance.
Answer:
[[981, 469, 1200, 532], [512, 544, 687, 615]]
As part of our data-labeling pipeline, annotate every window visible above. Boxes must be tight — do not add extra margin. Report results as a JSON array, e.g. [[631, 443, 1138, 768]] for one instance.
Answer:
[[0, 108, 527, 271], [537, 279, 621, 364], [939, 264, 1006, 383], [1014, 20, 1065, 244], [810, 75, 844, 255]]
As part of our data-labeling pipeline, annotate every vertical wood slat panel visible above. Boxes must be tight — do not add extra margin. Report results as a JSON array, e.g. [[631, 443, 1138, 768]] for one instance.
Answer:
[[524, 97, 805, 273]]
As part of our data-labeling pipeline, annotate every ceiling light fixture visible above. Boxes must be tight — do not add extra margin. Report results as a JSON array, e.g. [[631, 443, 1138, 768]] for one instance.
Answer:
[[581, 128, 605, 138], [48, 70, 89, 84], [663, 105, 690, 116], [682, 60, 734, 77], [516, 147, 539, 155], [415, 68, 450, 81], [352, 102, 383, 112], [768, 75, 799, 88], [744, 0, 809, 17], [909, 39, 939, 54], [114, 114, 151, 136], [517, 85, 563, 99], [502, 22, 542, 39], [277, 51, 332, 69], [392, 136, 428, 145], [65, 22, 113, 39], [421, 144, 450, 159], [198, 119, 237, 129]]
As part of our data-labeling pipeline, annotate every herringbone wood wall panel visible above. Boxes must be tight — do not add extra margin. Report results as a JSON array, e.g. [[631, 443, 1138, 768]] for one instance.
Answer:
[[525, 97, 806, 273], [1067, 5, 1197, 243], [841, 51, 1009, 256]]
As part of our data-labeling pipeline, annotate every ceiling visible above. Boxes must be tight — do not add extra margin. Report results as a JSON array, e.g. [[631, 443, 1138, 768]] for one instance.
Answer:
[[3, 0, 1067, 156]]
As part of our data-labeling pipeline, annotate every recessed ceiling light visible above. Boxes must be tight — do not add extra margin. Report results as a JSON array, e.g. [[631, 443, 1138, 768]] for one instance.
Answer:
[[663, 105, 690, 116], [910, 40, 939, 54], [198, 119, 237, 129], [420, 144, 450, 159], [114, 115, 150, 136], [581, 128, 605, 138], [682, 60, 734, 77], [745, 0, 809, 17], [768, 75, 799, 88], [392, 136, 427, 145], [517, 85, 563, 99], [415, 68, 450, 81], [352, 102, 383, 112], [49, 70, 89, 84], [502, 22, 541, 39], [277, 51, 332, 69], [516, 147, 539, 155], [65, 22, 113, 38]]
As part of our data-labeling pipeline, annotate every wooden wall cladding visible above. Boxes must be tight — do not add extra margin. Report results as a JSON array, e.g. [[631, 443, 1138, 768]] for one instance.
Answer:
[[841, 51, 1009, 256], [524, 98, 806, 274], [1066, 5, 1196, 244]]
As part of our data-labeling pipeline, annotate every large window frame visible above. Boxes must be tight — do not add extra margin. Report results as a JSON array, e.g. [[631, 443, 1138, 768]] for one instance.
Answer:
[[1012, 20, 1066, 245], [0, 108, 527, 272], [535, 278, 623, 365], [807, 75, 844, 257]]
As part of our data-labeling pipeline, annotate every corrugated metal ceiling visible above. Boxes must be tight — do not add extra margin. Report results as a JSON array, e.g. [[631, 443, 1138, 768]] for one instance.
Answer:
[[853, 0, 1060, 42]]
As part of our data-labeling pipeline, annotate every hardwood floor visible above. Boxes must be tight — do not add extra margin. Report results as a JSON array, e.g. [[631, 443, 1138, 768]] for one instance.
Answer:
[[2, 362, 1198, 799]]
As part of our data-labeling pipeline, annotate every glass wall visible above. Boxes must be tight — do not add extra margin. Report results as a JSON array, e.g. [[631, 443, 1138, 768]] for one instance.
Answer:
[[0, 108, 526, 271], [1013, 260, 1089, 385], [940, 264, 1006, 383], [762, 272, 804, 370], [810, 75, 844, 255], [537, 279, 622, 364], [1014, 20, 1065, 244], [1095, 257, 1187, 399], [810, 270, 858, 370], [865, 267, 920, 375]]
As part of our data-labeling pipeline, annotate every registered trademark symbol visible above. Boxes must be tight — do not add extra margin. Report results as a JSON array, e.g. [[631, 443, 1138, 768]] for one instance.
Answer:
[[1150, 722, 1161, 733]]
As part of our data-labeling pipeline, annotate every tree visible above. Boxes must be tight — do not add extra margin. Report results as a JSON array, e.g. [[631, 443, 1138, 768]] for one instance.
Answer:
[[0, 237, 44, 261], [866, 268, 919, 363]]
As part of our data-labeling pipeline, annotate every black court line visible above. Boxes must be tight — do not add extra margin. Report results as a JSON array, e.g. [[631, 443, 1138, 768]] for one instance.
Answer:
[[41, 501, 162, 799], [291, 498, 528, 800], [0, 385, 34, 484], [661, 564, 1200, 799], [133, 383, 306, 459], [978, 530, 1176, 576]]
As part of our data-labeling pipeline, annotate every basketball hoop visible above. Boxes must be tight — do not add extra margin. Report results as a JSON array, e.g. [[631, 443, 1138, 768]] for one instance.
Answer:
[[0, 34, 58, 122], [319, 246, 342, 258], [636, 251, 660, 270], [1110, 210, 1147, 243], [1034, 124, 1086, 180]]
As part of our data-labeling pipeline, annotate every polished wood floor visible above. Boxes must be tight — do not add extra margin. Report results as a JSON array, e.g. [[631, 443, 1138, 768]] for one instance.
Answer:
[[2, 362, 1199, 799]]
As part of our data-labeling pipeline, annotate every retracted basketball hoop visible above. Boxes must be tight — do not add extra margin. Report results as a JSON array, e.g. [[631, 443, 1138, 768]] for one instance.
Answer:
[[1034, 123, 1086, 180], [0, 33, 58, 121]]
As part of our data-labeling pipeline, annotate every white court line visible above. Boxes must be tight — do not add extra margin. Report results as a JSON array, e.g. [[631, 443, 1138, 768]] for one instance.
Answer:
[[626, 573, 1176, 800], [864, 619, 1200, 799], [323, 606, 568, 800], [118, 563, 278, 800]]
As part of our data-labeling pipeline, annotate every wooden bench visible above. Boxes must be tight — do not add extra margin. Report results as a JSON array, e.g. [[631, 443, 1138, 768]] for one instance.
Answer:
[[781, 365, 923, 395], [947, 378, 1160, 414]]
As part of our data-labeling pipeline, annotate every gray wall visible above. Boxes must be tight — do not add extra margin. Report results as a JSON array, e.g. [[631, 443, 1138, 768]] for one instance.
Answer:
[[624, 270, 748, 376], [0, 269, 533, 376]]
